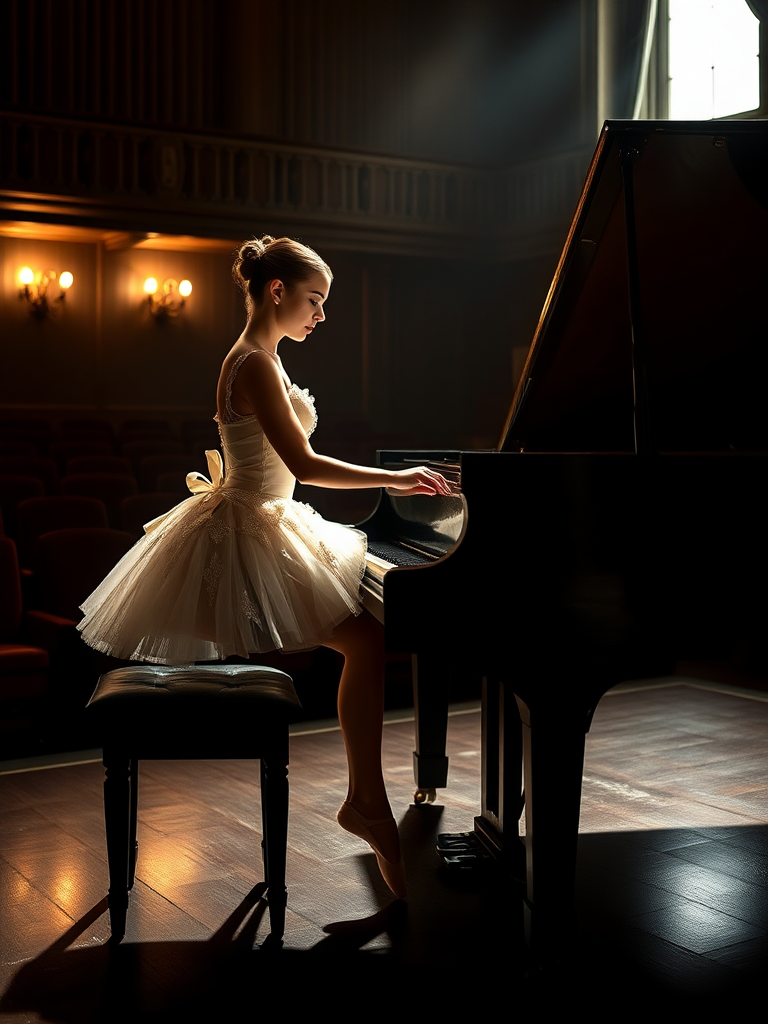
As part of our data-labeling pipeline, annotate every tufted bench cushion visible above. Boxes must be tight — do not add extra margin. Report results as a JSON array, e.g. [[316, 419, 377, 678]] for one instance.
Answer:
[[86, 663, 304, 758]]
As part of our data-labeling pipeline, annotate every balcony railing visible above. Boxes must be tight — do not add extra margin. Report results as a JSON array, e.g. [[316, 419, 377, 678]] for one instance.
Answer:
[[0, 112, 590, 258]]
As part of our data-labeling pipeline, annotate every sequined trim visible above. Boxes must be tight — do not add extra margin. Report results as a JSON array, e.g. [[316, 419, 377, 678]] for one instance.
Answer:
[[289, 384, 318, 436], [216, 348, 316, 435], [203, 550, 223, 606], [207, 509, 232, 543], [241, 590, 263, 627], [220, 351, 256, 425], [317, 540, 339, 570]]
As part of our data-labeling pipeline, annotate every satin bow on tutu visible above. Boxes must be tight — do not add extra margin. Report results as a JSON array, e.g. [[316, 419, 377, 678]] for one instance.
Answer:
[[185, 449, 224, 494], [143, 450, 224, 535]]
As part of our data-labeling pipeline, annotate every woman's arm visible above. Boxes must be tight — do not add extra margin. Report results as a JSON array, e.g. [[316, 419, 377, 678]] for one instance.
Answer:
[[236, 352, 451, 495]]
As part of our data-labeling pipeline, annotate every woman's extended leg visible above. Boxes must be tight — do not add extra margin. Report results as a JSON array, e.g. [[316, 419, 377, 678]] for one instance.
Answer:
[[323, 610, 407, 898]]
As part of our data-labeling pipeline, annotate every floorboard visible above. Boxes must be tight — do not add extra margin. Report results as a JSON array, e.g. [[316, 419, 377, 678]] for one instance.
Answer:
[[1, 679, 767, 1020]]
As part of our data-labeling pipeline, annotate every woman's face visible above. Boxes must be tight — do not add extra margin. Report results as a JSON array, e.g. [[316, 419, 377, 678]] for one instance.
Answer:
[[275, 271, 331, 342]]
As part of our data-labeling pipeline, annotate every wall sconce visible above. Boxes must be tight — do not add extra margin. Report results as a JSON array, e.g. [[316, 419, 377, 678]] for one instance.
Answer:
[[144, 277, 192, 319], [18, 267, 74, 318]]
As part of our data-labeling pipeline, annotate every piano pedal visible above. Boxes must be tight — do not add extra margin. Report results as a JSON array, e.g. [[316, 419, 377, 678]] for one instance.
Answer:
[[436, 831, 489, 868], [436, 830, 527, 883]]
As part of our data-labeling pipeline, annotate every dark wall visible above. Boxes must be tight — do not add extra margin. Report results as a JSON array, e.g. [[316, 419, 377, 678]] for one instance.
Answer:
[[2, 0, 590, 162], [1, 0, 588, 458], [221, 0, 587, 163], [2, 235, 550, 452]]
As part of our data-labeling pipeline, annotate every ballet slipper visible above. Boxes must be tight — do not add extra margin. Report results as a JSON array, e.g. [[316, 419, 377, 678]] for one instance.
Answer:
[[336, 801, 407, 900]]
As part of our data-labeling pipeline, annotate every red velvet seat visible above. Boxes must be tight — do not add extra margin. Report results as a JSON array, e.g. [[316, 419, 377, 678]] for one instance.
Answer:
[[16, 495, 109, 572], [0, 475, 45, 540], [49, 440, 115, 475], [0, 537, 49, 692], [59, 418, 116, 444], [137, 453, 193, 492], [31, 526, 135, 623], [121, 439, 186, 478], [0, 441, 39, 459], [118, 419, 174, 440], [61, 474, 138, 528], [26, 527, 136, 708], [181, 419, 220, 452], [0, 457, 58, 495], [0, 537, 50, 752], [0, 419, 53, 453], [66, 455, 134, 477], [154, 472, 190, 495], [120, 492, 182, 539]]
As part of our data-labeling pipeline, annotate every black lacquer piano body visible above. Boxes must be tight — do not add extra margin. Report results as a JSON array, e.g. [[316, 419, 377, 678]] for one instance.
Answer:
[[358, 120, 768, 948]]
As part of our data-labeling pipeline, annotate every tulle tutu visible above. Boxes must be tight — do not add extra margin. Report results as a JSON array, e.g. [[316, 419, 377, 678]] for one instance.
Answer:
[[78, 485, 367, 664], [79, 361, 367, 664]]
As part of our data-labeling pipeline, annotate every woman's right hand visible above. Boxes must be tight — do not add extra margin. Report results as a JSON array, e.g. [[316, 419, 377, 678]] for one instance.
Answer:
[[385, 466, 453, 497]]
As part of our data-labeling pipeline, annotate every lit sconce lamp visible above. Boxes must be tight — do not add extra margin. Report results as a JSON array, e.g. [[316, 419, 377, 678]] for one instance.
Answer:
[[144, 277, 192, 319], [18, 267, 74, 318]]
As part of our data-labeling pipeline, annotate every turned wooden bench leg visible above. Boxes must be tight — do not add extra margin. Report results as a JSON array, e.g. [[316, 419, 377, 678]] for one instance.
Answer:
[[103, 748, 132, 943], [261, 745, 289, 940]]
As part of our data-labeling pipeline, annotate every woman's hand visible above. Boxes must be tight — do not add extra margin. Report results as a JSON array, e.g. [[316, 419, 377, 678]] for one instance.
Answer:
[[385, 466, 453, 497]]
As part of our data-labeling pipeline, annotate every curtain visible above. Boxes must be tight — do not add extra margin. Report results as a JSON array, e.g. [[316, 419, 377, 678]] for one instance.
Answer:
[[598, 0, 658, 121]]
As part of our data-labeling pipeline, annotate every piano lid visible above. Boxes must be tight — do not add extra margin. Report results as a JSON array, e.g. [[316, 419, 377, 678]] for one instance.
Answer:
[[498, 119, 768, 455]]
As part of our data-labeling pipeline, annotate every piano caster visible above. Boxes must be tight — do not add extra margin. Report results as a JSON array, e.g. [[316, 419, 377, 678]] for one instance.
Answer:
[[413, 788, 437, 805]]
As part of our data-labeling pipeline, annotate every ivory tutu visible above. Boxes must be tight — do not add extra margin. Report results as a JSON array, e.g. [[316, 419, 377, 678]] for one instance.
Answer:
[[78, 360, 367, 664]]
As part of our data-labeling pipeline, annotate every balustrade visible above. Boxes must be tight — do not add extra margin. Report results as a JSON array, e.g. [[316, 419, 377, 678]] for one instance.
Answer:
[[0, 113, 589, 258]]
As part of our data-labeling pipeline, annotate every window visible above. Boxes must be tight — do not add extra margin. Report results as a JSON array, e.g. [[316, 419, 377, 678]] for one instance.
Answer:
[[668, 0, 761, 118]]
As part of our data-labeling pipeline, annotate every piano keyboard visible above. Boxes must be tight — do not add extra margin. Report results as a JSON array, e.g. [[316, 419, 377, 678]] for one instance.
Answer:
[[359, 455, 466, 622], [362, 540, 440, 618], [366, 540, 438, 568]]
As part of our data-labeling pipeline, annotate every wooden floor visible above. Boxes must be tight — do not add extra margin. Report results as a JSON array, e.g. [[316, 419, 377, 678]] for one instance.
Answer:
[[1, 677, 768, 1020]]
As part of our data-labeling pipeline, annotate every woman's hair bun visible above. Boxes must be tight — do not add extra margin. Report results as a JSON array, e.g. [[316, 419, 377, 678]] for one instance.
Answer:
[[232, 234, 332, 301], [236, 235, 276, 281]]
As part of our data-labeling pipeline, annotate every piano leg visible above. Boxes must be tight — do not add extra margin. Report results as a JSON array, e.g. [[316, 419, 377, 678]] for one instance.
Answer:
[[474, 675, 525, 867], [514, 691, 592, 959], [411, 650, 451, 801]]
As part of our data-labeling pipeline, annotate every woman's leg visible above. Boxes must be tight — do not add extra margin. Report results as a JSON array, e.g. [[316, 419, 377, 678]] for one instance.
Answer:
[[324, 610, 388, 813], [324, 610, 406, 897]]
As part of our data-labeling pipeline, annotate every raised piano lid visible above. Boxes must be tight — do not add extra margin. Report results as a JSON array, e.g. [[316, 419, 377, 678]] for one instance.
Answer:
[[498, 119, 768, 455]]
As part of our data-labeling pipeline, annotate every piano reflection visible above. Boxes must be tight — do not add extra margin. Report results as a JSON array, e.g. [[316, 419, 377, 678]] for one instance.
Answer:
[[358, 120, 768, 950]]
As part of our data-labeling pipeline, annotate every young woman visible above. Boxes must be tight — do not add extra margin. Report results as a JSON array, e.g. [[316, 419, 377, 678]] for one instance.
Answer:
[[79, 235, 451, 900]]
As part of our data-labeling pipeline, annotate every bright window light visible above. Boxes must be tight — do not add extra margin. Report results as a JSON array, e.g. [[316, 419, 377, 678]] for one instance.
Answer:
[[669, 0, 760, 118]]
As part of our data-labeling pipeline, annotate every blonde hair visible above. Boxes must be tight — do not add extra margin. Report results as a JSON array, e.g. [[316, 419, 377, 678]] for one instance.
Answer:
[[232, 235, 332, 306]]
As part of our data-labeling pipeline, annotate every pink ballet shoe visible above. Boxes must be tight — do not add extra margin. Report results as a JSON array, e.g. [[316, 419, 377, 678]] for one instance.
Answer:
[[336, 801, 407, 900]]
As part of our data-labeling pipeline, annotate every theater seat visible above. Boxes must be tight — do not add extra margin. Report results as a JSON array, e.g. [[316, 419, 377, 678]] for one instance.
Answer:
[[16, 495, 109, 573], [26, 527, 136, 709], [61, 474, 138, 528], [0, 475, 45, 540], [0, 536, 50, 753]]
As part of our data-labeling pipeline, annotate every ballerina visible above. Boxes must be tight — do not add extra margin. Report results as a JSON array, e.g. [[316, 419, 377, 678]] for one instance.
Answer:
[[79, 235, 451, 899]]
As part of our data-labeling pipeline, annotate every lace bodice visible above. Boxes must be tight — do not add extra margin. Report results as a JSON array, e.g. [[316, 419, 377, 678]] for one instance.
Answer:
[[216, 350, 317, 500]]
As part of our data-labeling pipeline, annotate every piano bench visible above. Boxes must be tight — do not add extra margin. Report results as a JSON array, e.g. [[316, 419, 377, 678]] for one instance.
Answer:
[[85, 663, 303, 945]]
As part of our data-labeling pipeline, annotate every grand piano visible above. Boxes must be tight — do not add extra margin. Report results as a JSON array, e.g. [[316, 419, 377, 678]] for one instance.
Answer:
[[358, 120, 768, 949]]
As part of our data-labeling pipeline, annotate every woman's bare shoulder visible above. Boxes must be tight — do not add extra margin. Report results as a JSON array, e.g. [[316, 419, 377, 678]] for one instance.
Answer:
[[236, 348, 287, 388], [216, 346, 279, 419], [219, 345, 277, 385]]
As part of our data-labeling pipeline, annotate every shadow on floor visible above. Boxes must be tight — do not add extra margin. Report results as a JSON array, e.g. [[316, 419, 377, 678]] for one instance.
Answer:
[[4, 819, 768, 1022]]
